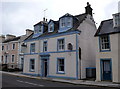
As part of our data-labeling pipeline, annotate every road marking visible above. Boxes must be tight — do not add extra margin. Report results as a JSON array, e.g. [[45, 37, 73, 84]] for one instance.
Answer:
[[16, 80, 44, 87]]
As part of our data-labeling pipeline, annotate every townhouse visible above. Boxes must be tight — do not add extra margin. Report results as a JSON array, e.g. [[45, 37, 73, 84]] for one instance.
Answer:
[[0, 29, 33, 70], [23, 2, 97, 79], [95, 7, 120, 82]]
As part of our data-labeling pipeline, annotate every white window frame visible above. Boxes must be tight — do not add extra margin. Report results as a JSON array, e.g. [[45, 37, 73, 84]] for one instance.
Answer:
[[100, 35, 110, 51], [67, 17, 72, 27], [30, 43, 35, 53], [57, 38, 65, 51], [57, 58, 65, 73], [43, 41, 47, 52], [30, 59, 35, 72], [61, 18, 65, 28]]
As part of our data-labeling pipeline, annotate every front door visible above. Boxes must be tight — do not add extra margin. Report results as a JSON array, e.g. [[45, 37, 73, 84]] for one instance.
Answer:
[[42, 59, 48, 77], [101, 60, 112, 81]]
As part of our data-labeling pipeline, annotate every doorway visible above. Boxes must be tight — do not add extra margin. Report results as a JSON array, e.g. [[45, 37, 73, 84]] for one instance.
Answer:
[[42, 59, 48, 77], [101, 59, 112, 81]]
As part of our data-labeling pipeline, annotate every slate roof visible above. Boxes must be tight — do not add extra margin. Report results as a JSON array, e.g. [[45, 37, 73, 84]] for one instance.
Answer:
[[25, 13, 87, 41], [95, 19, 120, 36], [3, 36, 21, 43]]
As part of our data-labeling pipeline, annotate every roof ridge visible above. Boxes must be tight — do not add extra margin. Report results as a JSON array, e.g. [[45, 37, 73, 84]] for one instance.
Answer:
[[101, 19, 113, 22]]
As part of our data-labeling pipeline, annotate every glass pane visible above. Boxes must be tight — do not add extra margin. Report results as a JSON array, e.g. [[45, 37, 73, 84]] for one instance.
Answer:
[[104, 61, 110, 72]]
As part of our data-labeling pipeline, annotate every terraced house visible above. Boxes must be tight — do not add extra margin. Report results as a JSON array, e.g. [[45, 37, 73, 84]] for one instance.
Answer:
[[23, 3, 97, 79], [95, 6, 120, 82], [0, 29, 33, 70]]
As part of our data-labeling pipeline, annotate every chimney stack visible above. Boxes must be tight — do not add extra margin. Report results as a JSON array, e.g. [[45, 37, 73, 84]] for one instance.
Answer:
[[26, 29, 33, 36], [0, 35, 5, 42], [85, 2, 93, 16], [6, 34, 16, 40]]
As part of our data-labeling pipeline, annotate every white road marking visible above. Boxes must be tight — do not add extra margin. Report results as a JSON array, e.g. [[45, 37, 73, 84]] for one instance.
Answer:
[[16, 80, 44, 87]]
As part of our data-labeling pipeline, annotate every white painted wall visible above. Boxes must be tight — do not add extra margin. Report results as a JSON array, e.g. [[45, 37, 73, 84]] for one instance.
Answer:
[[23, 55, 40, 75], [77, 15, 97, 79], [95, 34, 120, 83], [23, 15, 97, 79]]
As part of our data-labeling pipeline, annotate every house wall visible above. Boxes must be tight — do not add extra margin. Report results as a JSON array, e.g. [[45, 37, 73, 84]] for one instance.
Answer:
[[1, 41, 19, 69], [77, 15, 96, 79], [41, 34, 77, 79], [23, 54, 40, 75], [23, 34, 78, 79], [95, 34, 120, 83], [25, 40, 40, 54], [23, 40, 40, 75], [48, 52, 77, 79], [118, 33, 120, 82], [40, 34, 76, 53]]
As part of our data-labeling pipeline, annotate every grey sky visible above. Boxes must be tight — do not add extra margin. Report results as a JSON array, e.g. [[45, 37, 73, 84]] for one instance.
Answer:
[[1, 0, 119, 36]]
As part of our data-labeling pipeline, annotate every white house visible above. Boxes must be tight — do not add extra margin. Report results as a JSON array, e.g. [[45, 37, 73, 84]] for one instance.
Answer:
[[23, 2, 97, 79], [95, 11, 120, 82]]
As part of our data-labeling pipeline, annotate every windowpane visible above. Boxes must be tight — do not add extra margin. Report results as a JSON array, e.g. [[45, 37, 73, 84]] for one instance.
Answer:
[[58, 39, 65, 51], [13, 44, 15, 49], [43, 41, 47, 52], [30, 59, 35, 71], [100, 35, 110, 51], [58, 59, 64, 72], [67, 17, 71, 27], [2, 46, 4, 50], [30, 43, 35, 52], [12, 55, 14, 62], [61, 18, 65, 27]]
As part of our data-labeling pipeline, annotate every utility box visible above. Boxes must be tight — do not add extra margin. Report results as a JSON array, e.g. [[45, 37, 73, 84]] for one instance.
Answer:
[[86, 67, 96, 78]]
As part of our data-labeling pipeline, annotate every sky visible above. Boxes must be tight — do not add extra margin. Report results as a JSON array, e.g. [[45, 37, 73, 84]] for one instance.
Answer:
[[1, 0, 119, 36]]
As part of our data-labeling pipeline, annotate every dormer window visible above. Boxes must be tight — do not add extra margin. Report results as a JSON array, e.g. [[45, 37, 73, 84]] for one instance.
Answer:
[[61, 18, 65, 28], [59, 15, 73, 32], [113, 13, 120, 27], [50, 24, 53, 31], [34, 25, 43, 33], [48, 21, 54, 32], [39, 26, 43, 33], [67, 17, 72, 27]]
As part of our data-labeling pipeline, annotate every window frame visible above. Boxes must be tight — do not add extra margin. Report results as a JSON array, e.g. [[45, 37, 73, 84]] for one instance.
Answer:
[[29, 59, 35, 72], [12, 43, 15, 50], [11, 55, 15, 63], [99, 35, 111, 52], [7, 45, 9, 50], [57, 58, 65, 74], [2, 45, 4, 50], [66, 17, 72, 27], [1, 56, 3, 63], [30, 43, 35, 53], [43, 41, 47, 52], [57, 38, 65, 51], [60, 18, 65, 28]]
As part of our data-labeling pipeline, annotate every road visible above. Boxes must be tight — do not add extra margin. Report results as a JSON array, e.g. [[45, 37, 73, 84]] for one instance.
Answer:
[[1, 73, 118, 88]]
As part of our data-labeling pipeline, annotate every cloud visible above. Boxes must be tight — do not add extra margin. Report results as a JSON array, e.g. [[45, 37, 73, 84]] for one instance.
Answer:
[[1, 0, 119, 36]]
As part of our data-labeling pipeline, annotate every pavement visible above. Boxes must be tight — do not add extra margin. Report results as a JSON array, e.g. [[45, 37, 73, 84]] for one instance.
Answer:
[[1, 71, 120, 88]]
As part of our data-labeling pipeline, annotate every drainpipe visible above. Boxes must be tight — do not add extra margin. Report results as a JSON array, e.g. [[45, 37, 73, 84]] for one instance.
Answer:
[[76, 32, 82, 80], [76, 33, 78, 79]]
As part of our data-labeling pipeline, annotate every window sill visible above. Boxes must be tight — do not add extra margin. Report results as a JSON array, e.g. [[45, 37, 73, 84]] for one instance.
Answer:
[[100, 49, 111, 52], [29, 70, 35, 72], [56, 71, 65, 74]]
